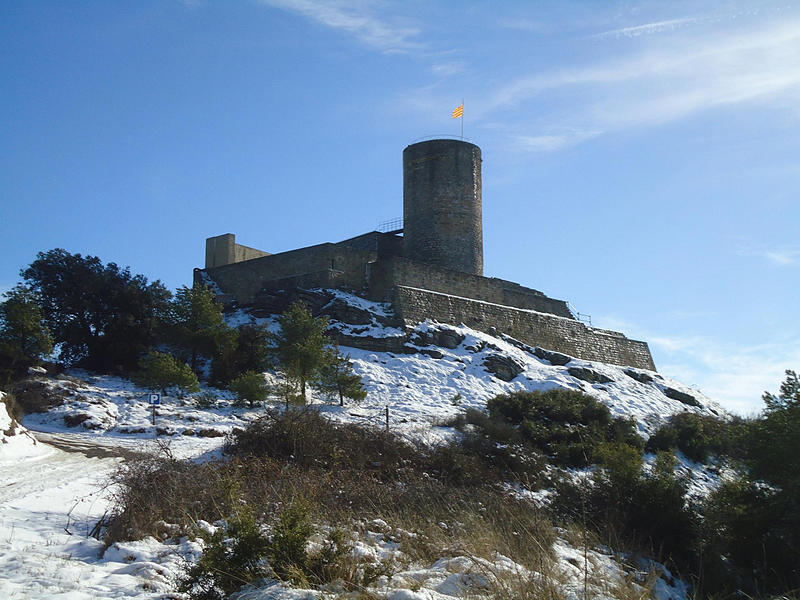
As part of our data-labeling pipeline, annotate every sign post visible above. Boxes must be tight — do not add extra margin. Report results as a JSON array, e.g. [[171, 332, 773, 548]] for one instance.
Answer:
[[149, 393, 161, 426]]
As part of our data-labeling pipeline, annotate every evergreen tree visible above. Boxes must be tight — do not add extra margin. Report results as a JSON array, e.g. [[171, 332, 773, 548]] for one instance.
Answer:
[[317, 346, 366, 406], [22, 248, 170, 371], [132, 351, 199, 397], [0, 286, 53, 378], [210, 323, 271, 386], [230, 371, 269, 408], [700, 370, 800, 596], [166, 283, 234, 374], [270, 301, 328, 403]]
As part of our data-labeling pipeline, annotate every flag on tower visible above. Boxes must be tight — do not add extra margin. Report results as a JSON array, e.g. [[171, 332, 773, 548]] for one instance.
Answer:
[[452, 103, 463, 118]]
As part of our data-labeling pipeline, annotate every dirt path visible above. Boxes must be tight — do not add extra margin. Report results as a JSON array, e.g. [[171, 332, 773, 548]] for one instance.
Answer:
[[31, 431, 147, 460]]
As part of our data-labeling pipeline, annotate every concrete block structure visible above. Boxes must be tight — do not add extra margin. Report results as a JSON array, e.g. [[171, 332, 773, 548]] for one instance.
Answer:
[[195, 139, 656, 371]]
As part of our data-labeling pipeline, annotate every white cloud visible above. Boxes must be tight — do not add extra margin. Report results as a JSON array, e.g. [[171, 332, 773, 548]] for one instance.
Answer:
[[653, 336, 800, 416], [487, 17, 800, 151], [430, 61, 466, 77], [593, 17, 702, 39], [738, 244, 800, 266], [259, 0, 423, 54], [513, 129, 602, 152], [763, 249, 800, 266]]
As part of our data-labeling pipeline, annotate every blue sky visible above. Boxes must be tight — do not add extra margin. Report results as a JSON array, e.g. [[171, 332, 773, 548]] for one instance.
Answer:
[[2, 1, 798, 414]]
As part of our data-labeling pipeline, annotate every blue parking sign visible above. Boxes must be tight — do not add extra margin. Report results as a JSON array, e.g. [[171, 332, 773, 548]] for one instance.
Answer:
[[149, 393, 161, 405]]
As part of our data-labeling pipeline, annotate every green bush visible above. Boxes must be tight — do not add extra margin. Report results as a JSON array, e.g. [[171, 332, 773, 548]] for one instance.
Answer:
[[179, 509, 270, 600], [480, 389, 643, 467], [554, 446, 697, 569], [700, 476, 800, 597], [267, 500, 314, 583], [647, 412, 736, 462]]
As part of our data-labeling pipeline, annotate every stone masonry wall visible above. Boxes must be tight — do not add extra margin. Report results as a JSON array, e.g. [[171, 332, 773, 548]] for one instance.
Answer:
[[201, 243, 377, 304], [392, 285, 656, 370], [369, 257, 573, 318]]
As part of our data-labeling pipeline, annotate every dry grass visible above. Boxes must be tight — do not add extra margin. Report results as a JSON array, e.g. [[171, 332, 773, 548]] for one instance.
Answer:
[[104, 407, 558, 598]]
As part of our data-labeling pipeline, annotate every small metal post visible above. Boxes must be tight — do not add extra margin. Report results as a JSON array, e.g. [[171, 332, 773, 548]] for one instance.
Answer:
[[385, 406, 389, 432]]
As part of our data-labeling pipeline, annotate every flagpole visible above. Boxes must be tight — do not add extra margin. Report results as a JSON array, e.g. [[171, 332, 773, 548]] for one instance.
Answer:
[[461, 98, 464, 140]]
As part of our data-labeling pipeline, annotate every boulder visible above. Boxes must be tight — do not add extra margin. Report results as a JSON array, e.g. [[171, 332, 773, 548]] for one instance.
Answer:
[[435, 328, 465, 349], [328, 330, 412, 353], [567, 367, 614, 384], [324, 297, 373, 325], [483, 354, 524, 382], [663, 387, 700, 407], [534, 347, 572, 366], [624, 369, 654, 384], [412, 327, 465, 350]]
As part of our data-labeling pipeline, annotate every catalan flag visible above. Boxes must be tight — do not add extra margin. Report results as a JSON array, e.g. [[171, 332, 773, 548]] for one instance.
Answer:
[[452, 103, 463, 119]]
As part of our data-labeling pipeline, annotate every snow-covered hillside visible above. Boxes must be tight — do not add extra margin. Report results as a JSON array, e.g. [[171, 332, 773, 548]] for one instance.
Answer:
[[0, 290, 724, 599]]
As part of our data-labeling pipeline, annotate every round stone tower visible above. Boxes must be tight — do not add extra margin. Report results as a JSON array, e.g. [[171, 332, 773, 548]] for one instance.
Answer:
[[402, 139, 483, 276]]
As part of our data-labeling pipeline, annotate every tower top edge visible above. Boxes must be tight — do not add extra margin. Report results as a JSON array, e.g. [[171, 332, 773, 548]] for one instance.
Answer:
[[404, 138, 481, 153]]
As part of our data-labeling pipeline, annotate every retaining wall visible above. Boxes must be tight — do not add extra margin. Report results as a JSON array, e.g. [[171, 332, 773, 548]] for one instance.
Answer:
[[391, 285, 655, 370], [368, 257, 573, 318]]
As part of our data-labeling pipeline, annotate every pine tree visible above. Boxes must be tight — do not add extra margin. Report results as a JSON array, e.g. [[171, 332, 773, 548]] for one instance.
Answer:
[[230, 371, 269, 408], [270, 301, 328, 403], [0, 286, 53, 377], [166, 283, 234, 374], [132, 351, 199, 397], [317, 346, 366, 406]]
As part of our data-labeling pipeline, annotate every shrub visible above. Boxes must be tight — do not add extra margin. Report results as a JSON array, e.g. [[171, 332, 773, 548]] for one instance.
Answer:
[[700, 475, 800, 597], [696, 370, 800, 597], [267, 500, 314, 583], [179, 509, 271, 600], [479, 389, 643, 467], [193, 391, 218, 409], [226, 408, 418, 479], [553, 446, 697, 569], [646, 412, 735, 462]]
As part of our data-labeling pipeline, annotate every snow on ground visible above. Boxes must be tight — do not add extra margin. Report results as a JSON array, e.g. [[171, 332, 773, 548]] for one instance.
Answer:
[[1, 291, 723, 599], [1, 393, 200, 598], [339, 320, 722, 439]]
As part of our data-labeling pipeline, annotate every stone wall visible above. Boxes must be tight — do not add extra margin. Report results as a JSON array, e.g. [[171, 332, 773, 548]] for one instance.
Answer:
[[200, 243, 377, 304], [368, 257, 573, 318], [391, 285, 655, 370]]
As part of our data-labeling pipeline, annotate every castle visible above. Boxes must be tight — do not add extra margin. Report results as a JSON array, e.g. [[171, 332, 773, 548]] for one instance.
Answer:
[[195, 139, 655, 371]]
